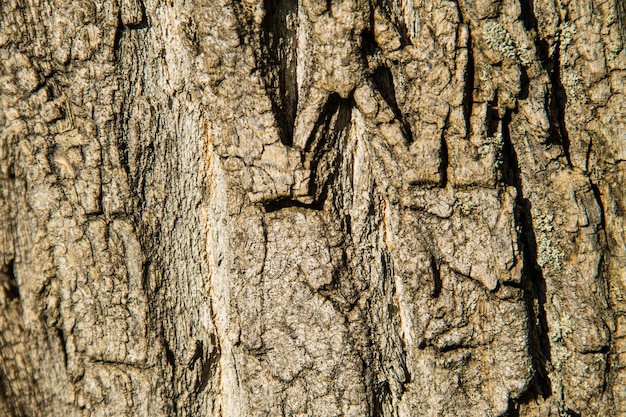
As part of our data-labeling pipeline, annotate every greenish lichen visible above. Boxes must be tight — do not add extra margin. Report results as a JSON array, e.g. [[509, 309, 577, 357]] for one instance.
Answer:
[[611, 283, 625, 302], [548, 22, 576, 57], [482, 20, 532, 66], [535, 214, 565, 269], [552, 344, 572, 371], [478, 131, 503, 159], [558, 22, 576, 48], [561, 68, 584, 102], [455, 193, 478, 216], [550, 314, 573, 343]]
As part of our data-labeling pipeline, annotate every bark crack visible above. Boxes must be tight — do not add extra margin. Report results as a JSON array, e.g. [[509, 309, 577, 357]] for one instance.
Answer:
[[501, 110, 553, 400]]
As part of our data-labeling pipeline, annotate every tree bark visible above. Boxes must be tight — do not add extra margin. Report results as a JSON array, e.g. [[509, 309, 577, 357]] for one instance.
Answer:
[[1, 0, 625, 416]]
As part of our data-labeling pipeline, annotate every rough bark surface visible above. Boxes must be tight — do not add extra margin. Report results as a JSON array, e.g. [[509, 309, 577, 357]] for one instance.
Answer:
[[1, 0, 625, 416]]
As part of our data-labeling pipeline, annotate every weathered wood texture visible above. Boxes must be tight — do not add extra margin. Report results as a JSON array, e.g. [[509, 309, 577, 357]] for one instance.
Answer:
[[1, 0, 625, 416]]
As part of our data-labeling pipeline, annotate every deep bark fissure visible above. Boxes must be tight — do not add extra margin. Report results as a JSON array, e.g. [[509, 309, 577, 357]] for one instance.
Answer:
[[372, 379, 391, 417], [590, 182, 608, 236], [113, 13, 125, 62], [161, 330, 179, 415], [260, 0, 299, 146], [55, 328, 68, 369], [506, 397, 521, 417], [518, 0, 572, 167], [370, 66, 413, 143], [430, 255, 442, 298], [548, 45, 572, 165], [519, 66, 530, 101], [486, 100, 500, 139], [463, 34, 475, 140], [306, 95, 353, 203], [1, 260, 19, 302], [361, 28, 379, 59], [262, 197, 322, 212], [518, 0, 573, 168], [501, 111, 553, 399], [376, 0, 412, 47], [263, 93, 353, 211], [193, 335, 221, 396], [188, 340, 203, 371], [518, 0, 550, 67], [123, 0, 148, 30], [438, 111, 450, 188]]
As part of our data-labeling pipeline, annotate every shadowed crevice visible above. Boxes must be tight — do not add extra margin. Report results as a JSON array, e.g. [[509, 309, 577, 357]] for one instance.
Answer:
[[519, 0, 571, 166], [1, 260, 20, 302], [263, 197, 323, 212], [518, 0, 550, 65], [164, 337, 175, 369], [518, 0, 538, 32], [306, 94, 353, 204], [260, 0, 299, 146], [361, 28, 379, 59], [486, 100, 500, 139], [500, 111, 553, 400], [113, 13, 124, 61], [547, 44, 571, 165], [161, 331, 179, 411], [463, 30, 475, 140], [519, 0, 571, 164], [430, 256, 442, 298], [376, 0, 412, 47], [56, 328, 68, 369], [122, 0, 149, 30], [372, 380, 391, 417], [188, 340, 203, 371], [370, 66, 413, 143], [590, 183, 607, 233], [193, 334, 221, 395], [439, 112, 450, 188], [519, 66, 530, 101], [263, 93, 353, 212]]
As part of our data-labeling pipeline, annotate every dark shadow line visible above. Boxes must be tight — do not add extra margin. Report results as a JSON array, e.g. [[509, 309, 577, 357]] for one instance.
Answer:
[[501, 110, 553, 399], [370, 66, 413, 143], [463, 28, 474, 140], [259, 0, 299, 146]]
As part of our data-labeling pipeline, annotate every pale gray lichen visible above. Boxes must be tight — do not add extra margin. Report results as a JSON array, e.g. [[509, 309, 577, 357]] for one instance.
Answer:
[[535, 213, 565, 269], [550, 22, 577, 57], [455, 193, 478, 216], [562, 69, 582, 89], [550, 314, 573, 343], [558, 22, 576, 48], [482, 20, 532, 66], [478, 132, 503, 159], [611, 284, 625, 302], [561, 68, 585, 103], [552, 344, 572, 371]]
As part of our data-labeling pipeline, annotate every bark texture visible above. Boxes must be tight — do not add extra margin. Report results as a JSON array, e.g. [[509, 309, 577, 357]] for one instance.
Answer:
[[1, 0, 625, 416]]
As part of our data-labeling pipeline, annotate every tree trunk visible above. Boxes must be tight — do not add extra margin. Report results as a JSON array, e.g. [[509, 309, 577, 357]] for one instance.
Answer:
[[1, 0, 625, 416]]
